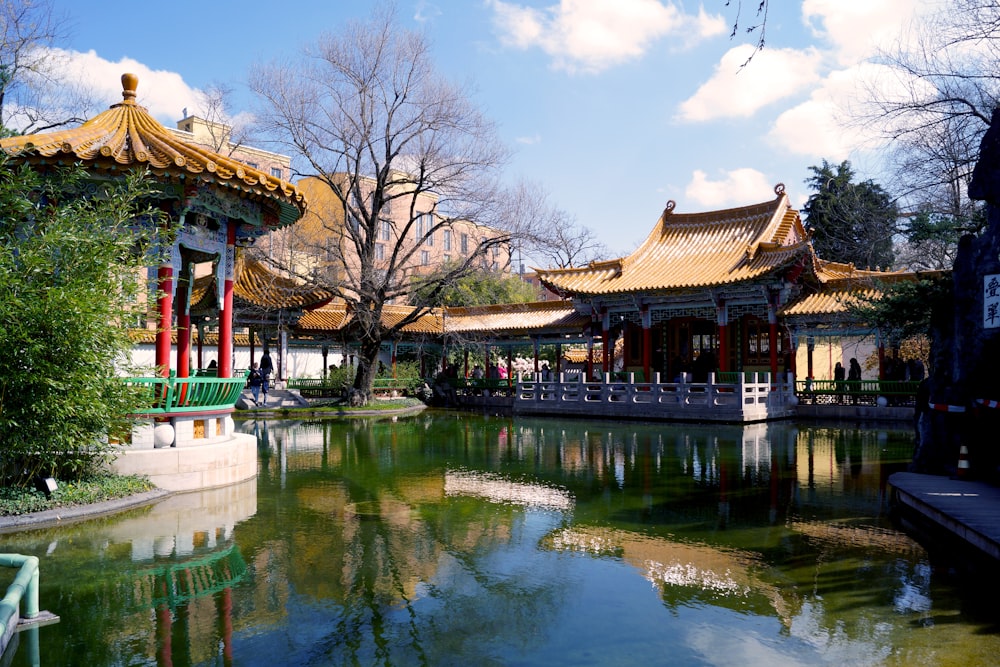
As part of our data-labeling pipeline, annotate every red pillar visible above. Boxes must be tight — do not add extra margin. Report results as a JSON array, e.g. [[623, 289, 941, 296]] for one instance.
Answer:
[[716, 301, 728, 373], [196, 322, 204, 371], [601, 310, 610, 376], [155, 263, 173, 378], [641, 308, 652, 382], [176, 264, 191, 379], [878, 333, 886, 379], [586, 332, 594, 381], [218, 225, 236, 378], [769, 319, 779, 382]]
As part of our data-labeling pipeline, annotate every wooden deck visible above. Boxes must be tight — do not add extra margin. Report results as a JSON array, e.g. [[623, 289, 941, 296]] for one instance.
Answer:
[[889, 471, 1000, 561]]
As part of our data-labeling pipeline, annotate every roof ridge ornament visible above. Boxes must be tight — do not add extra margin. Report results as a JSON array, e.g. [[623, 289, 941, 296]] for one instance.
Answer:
[[121, 72, 138, 105], [664, 200, 676, 214], [774, 183, 785, 196]]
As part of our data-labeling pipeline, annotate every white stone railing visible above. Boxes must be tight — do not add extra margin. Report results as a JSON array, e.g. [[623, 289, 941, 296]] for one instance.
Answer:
[[514, 371, 796, 422]]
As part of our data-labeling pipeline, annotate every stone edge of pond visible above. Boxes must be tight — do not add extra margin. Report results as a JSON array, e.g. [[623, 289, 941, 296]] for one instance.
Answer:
[[0, 488, 173, 533], [240, 403, 430, 418]]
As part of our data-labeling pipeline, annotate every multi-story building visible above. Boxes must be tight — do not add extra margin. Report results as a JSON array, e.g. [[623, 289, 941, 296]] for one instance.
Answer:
[[169, 114, 291, 183], [260, 171, 512, 303]]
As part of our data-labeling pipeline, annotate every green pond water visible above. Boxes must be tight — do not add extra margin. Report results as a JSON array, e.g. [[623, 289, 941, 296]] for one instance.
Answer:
[[3, 413, 1000, 666]]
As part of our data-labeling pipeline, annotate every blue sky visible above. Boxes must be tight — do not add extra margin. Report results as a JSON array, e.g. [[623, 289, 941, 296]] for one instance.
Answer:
[[55, 0, 924, 261]]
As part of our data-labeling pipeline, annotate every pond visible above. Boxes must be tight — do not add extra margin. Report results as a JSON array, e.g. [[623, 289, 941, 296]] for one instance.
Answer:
[[3, 413, 1000, 666]]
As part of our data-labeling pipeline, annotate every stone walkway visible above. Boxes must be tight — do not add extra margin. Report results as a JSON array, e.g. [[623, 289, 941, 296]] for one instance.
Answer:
[[889, 471, 1000, 560]]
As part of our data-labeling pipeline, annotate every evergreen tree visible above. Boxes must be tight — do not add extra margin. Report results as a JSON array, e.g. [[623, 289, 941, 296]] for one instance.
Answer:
[[0, 161, 165, 487], [803, 160, 898, 270]]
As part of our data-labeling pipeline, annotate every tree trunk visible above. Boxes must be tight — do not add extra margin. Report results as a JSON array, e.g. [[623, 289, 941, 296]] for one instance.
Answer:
[[350, 335, 382, 406]]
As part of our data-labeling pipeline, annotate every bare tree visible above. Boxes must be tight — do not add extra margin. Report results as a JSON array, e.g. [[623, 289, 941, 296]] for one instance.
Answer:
[[249, 6, 530, 404], [510, 180, 607, 269], [726, 0, 769, 67], [194, 81, 256, 157], [861, 0, 998, 234], [0, 0, 90, 134]]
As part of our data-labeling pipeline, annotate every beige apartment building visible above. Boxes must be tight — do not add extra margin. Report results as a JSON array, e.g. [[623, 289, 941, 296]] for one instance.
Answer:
[[261, 172, 512, 303], [169, 114, 291, 182]]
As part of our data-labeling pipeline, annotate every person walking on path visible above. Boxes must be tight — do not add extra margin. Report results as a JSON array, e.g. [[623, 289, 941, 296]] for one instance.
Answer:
[[259, 350, 273, 404], [248, 363, 263, 406]]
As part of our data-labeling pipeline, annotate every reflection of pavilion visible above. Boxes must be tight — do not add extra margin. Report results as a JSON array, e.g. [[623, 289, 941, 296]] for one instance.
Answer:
[[542, 525, 793, 626], [94, 479, 257, 665]]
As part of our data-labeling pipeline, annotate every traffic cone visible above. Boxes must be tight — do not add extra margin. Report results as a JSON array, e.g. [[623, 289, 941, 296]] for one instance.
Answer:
[[957, 445, 970, 479]]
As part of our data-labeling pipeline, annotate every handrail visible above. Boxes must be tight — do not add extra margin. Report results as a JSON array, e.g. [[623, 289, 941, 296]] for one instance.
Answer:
[[795, 379, 921, 396], [0, 553, 39, 645], [124, 373, 249, 414]]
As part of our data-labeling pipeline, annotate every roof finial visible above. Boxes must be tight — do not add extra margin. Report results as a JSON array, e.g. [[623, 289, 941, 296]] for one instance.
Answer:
[[774, 182, 785, 196], [121, 73, 138, 104]]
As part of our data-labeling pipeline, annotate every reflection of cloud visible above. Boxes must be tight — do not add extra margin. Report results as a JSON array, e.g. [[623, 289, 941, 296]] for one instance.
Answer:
[[544, 525, 791, 624], [444, 469, 573, 511], [488, 0, 725, 74]]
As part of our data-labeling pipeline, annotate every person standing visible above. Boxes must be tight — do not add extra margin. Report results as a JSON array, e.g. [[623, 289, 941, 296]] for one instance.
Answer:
[[834, 361, 845, 403], [848, 357, 862, 404]]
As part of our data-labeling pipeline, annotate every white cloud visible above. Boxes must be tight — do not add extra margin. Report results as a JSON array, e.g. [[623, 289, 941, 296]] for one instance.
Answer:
[[676, 45, 823, 122], [768, 62, 908, 160], [46, 48, 201, 125], [515, 134, 542, 145], [488, 0, 725, 74], [684, 168, 774, 208], [802, 0, 921, 66]]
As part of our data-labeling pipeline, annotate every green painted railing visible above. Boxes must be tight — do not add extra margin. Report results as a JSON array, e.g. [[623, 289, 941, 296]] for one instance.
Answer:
[[795, 379, 920, 406], [125, 373, 249, 414], [287, 376, 416, 397], [0, 554, 39, 653]]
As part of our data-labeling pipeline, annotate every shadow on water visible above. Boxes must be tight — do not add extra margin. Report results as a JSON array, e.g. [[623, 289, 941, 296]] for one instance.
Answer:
[[3, 413, 1000, 666]]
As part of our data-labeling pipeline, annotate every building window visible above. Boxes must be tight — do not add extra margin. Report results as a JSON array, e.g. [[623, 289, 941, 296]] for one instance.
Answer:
[[416, 216, 424, 238], [743, 316, 772, 365], [270, 166, 282, 178], [444, 229, 452, 251], [444, 253, 451, 263], [375, 244, 385, 260], [380, 220, 391, 241], [426, 230, 434, 246], [421, 250, 430, 265], [246, 162, 258, 169], [461, 233, 469, 254]]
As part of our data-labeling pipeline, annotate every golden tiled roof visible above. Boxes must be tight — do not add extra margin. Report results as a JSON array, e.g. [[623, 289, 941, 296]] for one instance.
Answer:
[[781, 264, 941, 318], [0, 73, 306, 227], [231, 255, 333, 309], [297, 303, 443, 335], [443, 300, 590, 335], [537, 190, 810, 296], [128, 328, 260, 346]]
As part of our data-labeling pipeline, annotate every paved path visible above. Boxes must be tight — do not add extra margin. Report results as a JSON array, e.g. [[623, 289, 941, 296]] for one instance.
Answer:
[[889, 471, 1000, 560]]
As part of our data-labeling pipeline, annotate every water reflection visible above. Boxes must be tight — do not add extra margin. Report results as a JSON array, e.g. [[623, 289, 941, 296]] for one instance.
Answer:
[[4, 415, 998, 666]]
